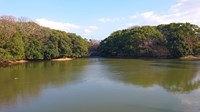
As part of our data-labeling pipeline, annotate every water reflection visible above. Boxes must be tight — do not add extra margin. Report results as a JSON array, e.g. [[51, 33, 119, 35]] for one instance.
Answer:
[[101, 59, 200, 93], [1, 58, 200, 112], [0, 59, 90, 108]]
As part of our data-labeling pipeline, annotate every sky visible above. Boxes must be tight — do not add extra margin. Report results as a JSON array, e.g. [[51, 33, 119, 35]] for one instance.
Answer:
[[0, 0, 200, 40]]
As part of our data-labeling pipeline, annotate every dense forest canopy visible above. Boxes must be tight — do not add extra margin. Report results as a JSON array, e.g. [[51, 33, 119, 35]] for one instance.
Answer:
[[98, 23, 200, 58], [1, 15, 200, 62], [0, 16, 90, 62]]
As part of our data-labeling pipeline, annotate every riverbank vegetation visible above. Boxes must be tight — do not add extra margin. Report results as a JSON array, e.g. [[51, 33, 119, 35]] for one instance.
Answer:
[[98, 23, 200, 58], [1, 15, 200, 66], [0, 16, 90, 64]]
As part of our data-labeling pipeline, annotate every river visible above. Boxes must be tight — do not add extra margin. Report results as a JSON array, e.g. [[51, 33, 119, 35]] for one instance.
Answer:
[[0, 58, 200, 112]]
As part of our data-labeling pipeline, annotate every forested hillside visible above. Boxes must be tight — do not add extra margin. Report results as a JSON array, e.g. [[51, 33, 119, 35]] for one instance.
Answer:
[[1, 15, 200, 62], [0, 16, 90, 62], [98, 23, 200, 58]]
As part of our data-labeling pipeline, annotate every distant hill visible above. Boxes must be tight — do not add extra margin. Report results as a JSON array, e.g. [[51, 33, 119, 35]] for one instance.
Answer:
[[0, 16, 90, 62], [98, 23, 200, 58]]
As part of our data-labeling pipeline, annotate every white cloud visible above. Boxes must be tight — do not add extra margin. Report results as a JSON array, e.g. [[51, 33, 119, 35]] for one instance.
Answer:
[[84, 29, 92, 34], [34, 0, 200, 40], [35, 18, 100, 39], [35, 18, 80, 32], [35, 18, 99, 39], [129, 0, 200, 26], [98, 0, 200, 30], [83, 26, 99, 37]]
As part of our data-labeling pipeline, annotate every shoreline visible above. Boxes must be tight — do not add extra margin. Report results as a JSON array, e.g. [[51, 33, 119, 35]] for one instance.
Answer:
[[179, 55, 200, 60], [0, 57, 73, 66], [1, 56, 200, 67], [100, 55, 200, 60], [0, 60, 30, 66], [51, 57, 73, 61]]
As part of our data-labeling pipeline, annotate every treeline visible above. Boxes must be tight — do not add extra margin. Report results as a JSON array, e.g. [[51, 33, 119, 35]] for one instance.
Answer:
[[0, 16, 90, 62], [98, 23, 200, 58]]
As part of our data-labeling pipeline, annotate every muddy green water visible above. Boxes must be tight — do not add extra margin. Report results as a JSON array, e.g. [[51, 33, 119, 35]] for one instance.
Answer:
[[0, 58, 200, 112]]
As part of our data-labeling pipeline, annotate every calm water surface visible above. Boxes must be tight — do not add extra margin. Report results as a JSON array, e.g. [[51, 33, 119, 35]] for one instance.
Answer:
[[0, 58, 200, 112]]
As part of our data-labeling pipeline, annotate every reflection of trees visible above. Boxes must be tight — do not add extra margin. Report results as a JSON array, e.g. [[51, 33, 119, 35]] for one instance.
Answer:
[[162, 80, 200, 94], [103, 59, 200, 93], [0, 59, 89, 108]]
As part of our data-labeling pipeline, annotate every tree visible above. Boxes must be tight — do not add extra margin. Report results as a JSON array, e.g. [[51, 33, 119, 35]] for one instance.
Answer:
[[158, 23, 200, 57], [25, 37, 43, 60], [68, 33, 89, 57], [58, 37, 72, 57], [0, 48, 13, 61], [5, 33, 25, 60], [99, 26, 168, 58], [43, 35, 59, 59], [99, 23, 200, 58], [0, 16, 90, 62], [88, 39, 100, 56]]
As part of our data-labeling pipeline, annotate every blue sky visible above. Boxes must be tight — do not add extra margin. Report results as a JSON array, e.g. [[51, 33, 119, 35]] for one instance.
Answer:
[[0, 0, 200, 40]]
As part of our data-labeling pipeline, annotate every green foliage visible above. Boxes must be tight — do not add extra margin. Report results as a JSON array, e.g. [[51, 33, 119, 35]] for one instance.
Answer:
[[0, 16, 90, 62], [68, 33, 89, 57], [99, 26, 168, 58], [25, 37, 43, 60], [58, 37, 72, 57], [194, 42, 200, 55], [0, 48, 13, 61], [157, 23, 200, 57], [43, 35, 60, 59], [99, 23, 200, 58], [4, 33, 25, 60]]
